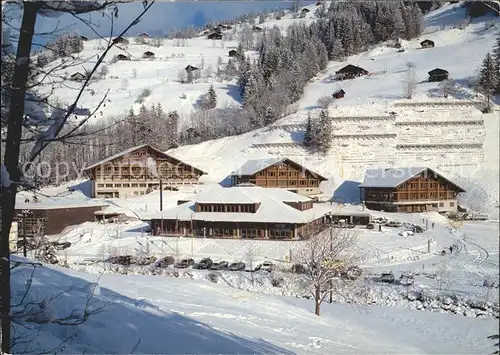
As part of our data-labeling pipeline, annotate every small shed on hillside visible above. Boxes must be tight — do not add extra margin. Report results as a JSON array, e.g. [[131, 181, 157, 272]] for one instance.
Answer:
[[143, 51, 155, 59], [185, 65, 199, 73], [332, 89, 345, 99], [116, 54, 130, 61], [335, 64, 369, 80], [228, 49, 237, 57], [252, 26, 263, 32], [207, 32, 223, 40], [420, 39, 435, 49], [113, 36, 129, 45], [70, 72, 86, 81], [138, 33, 150, 39], [301, 8, 310, 14], [428, 68, 449, 82], [316, 1, 323, 6]]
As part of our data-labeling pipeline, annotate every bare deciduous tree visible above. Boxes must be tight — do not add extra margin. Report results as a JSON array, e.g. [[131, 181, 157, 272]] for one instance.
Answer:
[[1, 2, 155, 352], [438, 78, 456, 98], [317, 95, 335, 109], [294, 228, 359, 316]]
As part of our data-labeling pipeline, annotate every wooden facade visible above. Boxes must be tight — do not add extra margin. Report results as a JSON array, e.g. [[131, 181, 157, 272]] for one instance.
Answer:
[[231, 159, 327, 197], [84, 145, 206, 198], [15, 205, 105, 236], [151, 201, 326, 240], [360, 168, 464, 213]]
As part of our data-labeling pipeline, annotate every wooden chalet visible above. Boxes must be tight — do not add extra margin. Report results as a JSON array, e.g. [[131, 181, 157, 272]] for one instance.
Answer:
[[428, 68, 449, 82], [185, 65, 199, 73], [332, 89, 345, 99], [252, 26, 264, 32], [83, 144, 207, 198], [149, 187, 331, 240], [69, 72, 86, 81], [301, 8, 310, 13], [142, 51, 155, 59], [228, 49, 237, 57], [335, 64, 369, 80], [116, 54, 130, 61], [207, 32, 223, 40], [230, 158, 328, 197], [358, 167, 465, 213], [420, 39, 435, 49], [113, 36, 129, 45]]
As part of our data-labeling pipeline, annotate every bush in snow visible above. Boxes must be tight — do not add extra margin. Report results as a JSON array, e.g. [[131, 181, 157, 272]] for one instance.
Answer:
[[135, 88, 151, 104], [207, 272, 220, 283]]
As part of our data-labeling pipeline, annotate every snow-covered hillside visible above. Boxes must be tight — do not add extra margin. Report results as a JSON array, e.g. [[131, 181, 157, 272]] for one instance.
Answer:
[[11, 257, 498, 354], [38, 3, 320, 124]]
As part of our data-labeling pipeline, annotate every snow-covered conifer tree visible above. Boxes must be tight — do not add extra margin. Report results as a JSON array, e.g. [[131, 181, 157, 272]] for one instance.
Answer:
[[478, 53, 499, 112]]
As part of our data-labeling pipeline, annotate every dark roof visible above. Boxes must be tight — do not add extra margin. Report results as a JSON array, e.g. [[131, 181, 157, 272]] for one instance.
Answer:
[[228, 49, 237, 54], [139, 33, 150, 37], [301, 8, 310, 12], [143, 51, 155, 56], [252, 26, 263, 31], [70, 72, 86, 79], [336, 64, 368, 75], [420, 39, 434, 45], [333, 89, 345, 95], [113, 36, 129, 44], [116, 54, 129, 59], [428, 68, 448, 75], [185, 65, 199, 71]]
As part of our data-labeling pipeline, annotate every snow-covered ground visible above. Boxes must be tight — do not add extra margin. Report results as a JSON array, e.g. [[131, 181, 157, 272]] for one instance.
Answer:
[[10, 256, 499, 354]]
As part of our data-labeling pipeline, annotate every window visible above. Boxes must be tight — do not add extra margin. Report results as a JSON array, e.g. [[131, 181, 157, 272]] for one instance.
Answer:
[[278, 180, 287, 186], [134, 191, 139, 196], [449, 201, 455, 207], [439, 202, 444, 207], [115, 183, 122, 188], [279, 171, 287, 176], [132, 183, 138, 187], [139, 183, 146, 187], [300, 180, 307, 186], [97, 184, 104, 187], [105, 184, 113, 188], [123, 183, 130, 187], [410, 183, 417, 189], [139, 191, 144, 195], [268, 171, 276, 177]]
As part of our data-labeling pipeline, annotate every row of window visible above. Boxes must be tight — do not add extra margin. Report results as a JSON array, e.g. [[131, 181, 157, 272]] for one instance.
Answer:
[[401, 182, 448, 189], [257, 170, 305, 177], [238, 179, 319, 187], [197, 204, 256, 213], [97, 183, 149, 188], [97, 166, 193, 173]]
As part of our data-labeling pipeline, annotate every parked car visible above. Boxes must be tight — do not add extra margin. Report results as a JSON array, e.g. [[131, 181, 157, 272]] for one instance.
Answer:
[[413, 225, 424, 233], [342, 266, 362, 280], [156, 256, 175, 268], [174, 258, 195, 269], [260, 261, 274, 272], [51, 241, 72, 250], [366, 223, 375, 230], [399, 230, 414, 237], [386, 221, 401, 228], [210, 261, 229, 270], [193, 257, 213, 269], [379, 272, 395, 283], [245, 264, 261, 272], [347, 223, 355, 229], [228, 262, 245, 271]]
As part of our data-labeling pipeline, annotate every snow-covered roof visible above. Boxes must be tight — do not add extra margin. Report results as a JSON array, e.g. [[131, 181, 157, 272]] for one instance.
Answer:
[[230, 157, 328, 180], [358, 167, 465, 192], [15, 199, 108, 211], [145, 186, 331, 224], [83, 144, 207, 174]]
